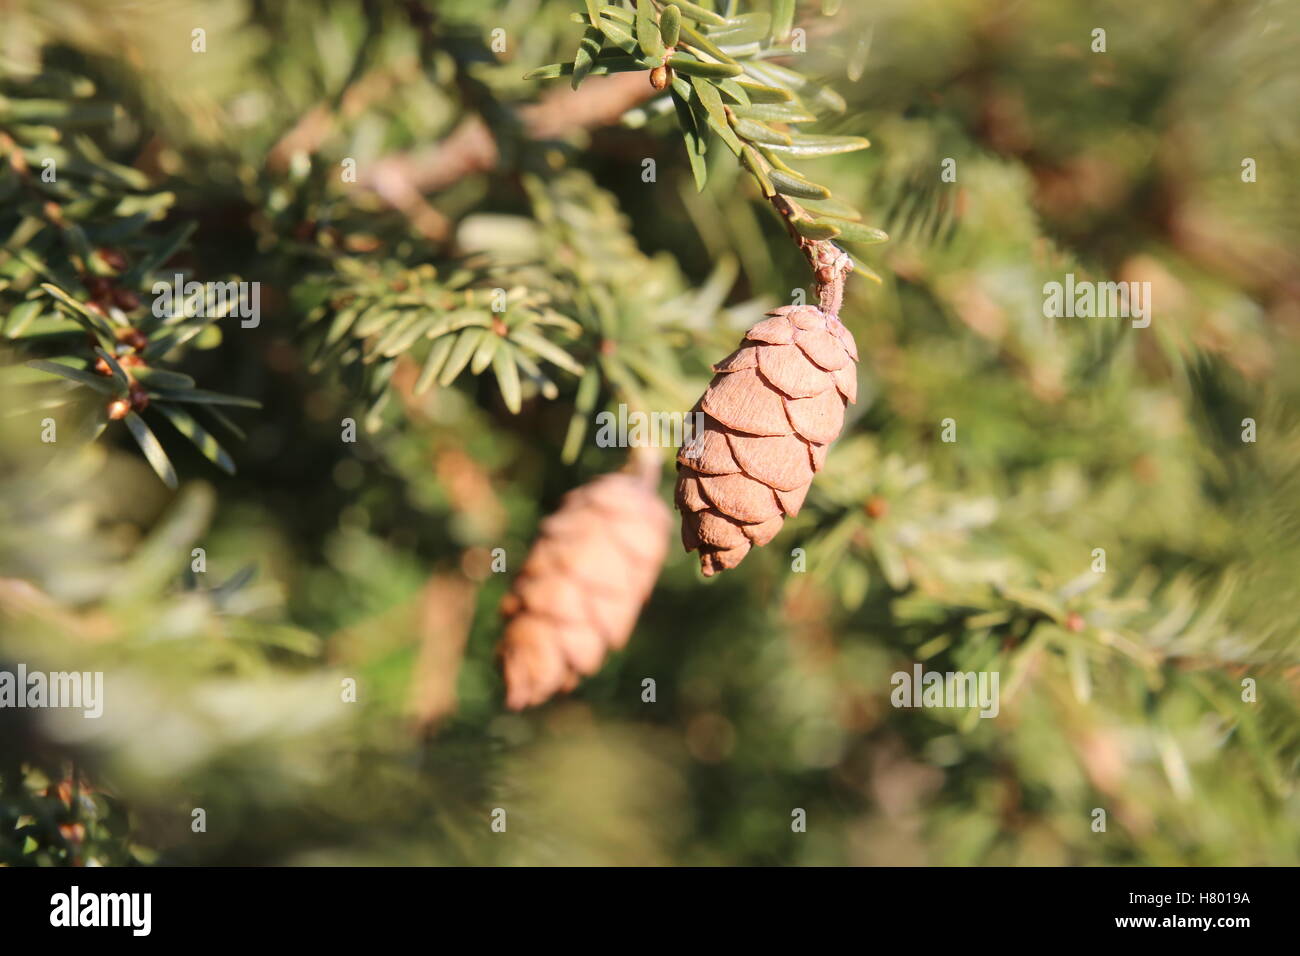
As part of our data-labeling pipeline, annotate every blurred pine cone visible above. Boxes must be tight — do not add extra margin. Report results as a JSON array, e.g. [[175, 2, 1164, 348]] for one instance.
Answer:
[[676, 304, 858, 576], [498, 464, 670, 709]]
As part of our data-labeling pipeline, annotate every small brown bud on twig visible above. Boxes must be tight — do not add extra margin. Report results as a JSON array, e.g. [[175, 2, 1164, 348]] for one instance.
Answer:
[[111, 288, 140, 312], [83, 276, 112, 299], [97, 247, 128, 272], [115, 327, 148, 351]]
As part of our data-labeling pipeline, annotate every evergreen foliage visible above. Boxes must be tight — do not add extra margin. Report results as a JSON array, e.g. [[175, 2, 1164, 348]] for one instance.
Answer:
[[1, 0, 1297, 866]]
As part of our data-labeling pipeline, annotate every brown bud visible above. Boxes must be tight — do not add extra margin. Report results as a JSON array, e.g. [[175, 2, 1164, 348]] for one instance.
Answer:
[[111, 288, 140, 312], [93, 357, 113, 377], [1065, 612, 1086, 633], [83, 276, 112, 299], [865, 495, 888, 519], [649, 64, 671, 91], [115, 326, 148, 351], [107, 398, 130, 420], [97, 247, 128, 272], [497, 468, 670, 709], [128, 384, 150, 412], [343, 233, 382, 254], [676, 305, 858, 576]]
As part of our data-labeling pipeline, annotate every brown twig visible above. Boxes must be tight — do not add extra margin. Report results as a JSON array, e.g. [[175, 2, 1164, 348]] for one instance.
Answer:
[[267, 54, 656, 241], [275, 70, 659, 241], [358, 71, 656, 199], [408, 571, 478, 731], [769, 193, 854, 319], [266, 56, 426, 173]]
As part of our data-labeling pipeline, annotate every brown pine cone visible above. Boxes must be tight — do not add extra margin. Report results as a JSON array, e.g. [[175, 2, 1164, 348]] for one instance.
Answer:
[[498, 467, 670, 709], [676, 304, 858, 576]]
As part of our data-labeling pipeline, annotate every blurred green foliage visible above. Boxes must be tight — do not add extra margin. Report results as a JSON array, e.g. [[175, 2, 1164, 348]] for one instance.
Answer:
[[1, 0, 1298, 865]]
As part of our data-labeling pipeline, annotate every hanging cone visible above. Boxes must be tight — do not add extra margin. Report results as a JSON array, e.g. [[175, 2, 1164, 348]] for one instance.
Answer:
[[497, 456, 670, 709], [676, 304, 858, 576]]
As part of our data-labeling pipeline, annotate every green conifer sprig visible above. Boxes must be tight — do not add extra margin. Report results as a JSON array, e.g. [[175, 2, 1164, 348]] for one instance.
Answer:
[[529, 0, 885, 259], [0, 66, 257, 489], [299, 256, 584, 427]]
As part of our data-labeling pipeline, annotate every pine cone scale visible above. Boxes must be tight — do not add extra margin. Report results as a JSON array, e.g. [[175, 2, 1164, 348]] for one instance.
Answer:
[[831, 322, 859, 361], [726, 431, 815, 491], [713, 345, 760, 372], [678, 416, 743, 474], [776, 484, 809, 517], [757, 342, 834, 398], [742, 514, 784, 546], [697, 472, 783, 522], [784, 387, 846, 445], [793, 327, 850, 370], [696, 509, 750, 548], [744, 315, 796, 344], [675, 468, 712, 512], [831, 363, 858, 403], [701, 367, 792, 436]]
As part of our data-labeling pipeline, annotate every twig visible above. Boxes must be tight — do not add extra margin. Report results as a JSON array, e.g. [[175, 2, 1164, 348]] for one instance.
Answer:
[[358, 71, 656, 197], [266, 56, 426, 173], [769, 193, 854, 319]]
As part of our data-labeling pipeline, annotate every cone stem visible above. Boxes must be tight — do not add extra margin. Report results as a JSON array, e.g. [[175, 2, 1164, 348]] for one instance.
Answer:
[[627, 443, 663, 489], [769, 194, 854, 320]]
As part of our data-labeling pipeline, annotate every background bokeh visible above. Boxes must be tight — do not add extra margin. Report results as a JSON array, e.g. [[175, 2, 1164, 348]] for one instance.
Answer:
[[2, 0, 1298, 865]]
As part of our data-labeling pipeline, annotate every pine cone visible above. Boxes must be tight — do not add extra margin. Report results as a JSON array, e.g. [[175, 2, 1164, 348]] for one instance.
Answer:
[[676, 304, 858, 576], [498, 468, 670, 709]]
